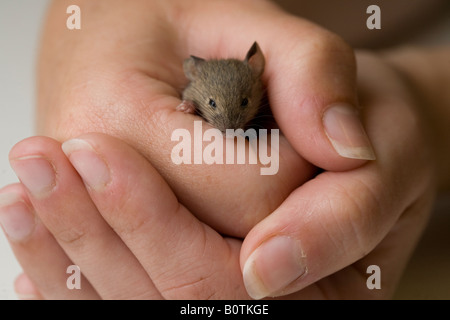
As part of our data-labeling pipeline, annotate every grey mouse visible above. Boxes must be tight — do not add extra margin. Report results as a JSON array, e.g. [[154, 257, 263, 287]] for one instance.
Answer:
[[177, 42, 265, 133]]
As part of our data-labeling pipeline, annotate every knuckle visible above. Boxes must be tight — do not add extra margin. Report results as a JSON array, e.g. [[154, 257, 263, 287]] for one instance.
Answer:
[[346, 179, 383, 255], [53, 224, 89, 248], [312, 30, 354, 60], [327, 177, 383, 259], [303, 30, 357, 76], [161, 274, 217, 300]]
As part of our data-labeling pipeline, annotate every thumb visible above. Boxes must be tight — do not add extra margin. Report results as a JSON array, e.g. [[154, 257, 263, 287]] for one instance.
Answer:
[[239, 168, 398, 299], [177, 1, 375, 171], [264, 20, 376, 170]]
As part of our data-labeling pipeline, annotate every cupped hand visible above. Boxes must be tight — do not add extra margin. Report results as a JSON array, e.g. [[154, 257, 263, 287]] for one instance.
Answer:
[[36, 0, 369, 236], [1, 51, 437, 299], [239, 52, 437, 299], [1, 133, 252, 299]]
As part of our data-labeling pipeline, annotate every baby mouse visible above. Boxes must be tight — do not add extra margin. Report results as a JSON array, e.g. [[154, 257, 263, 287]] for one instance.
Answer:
[[177, 42, 265, 133]]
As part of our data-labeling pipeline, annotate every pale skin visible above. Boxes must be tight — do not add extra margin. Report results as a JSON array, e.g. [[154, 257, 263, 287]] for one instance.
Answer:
[[0, 0, 449, 299]]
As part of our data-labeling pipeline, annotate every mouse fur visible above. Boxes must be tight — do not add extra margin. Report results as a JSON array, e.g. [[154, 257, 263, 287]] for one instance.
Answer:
[[181, 42, 265, 133]]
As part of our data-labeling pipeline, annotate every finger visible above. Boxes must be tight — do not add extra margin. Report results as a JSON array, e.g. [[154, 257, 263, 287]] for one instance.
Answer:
[[0, 183, 98, 299], [343, 190, 435, 299], [14, 273, 44, 300], [177, 0, 375, 170], [240, 53, 432, 299], [62, 132, 250, 299], [276, 187, 434, 300], [8, 137, 162, 299]]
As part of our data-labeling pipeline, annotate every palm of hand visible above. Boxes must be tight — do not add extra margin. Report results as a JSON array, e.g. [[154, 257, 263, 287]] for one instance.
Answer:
[[18, 0, 436, 299]]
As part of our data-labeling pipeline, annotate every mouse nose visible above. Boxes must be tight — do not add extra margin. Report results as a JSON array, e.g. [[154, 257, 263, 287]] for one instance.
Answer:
[[233, 119, 245, 131], [215, 122, 228, 135], [212, 115, 244, 134], [215, 117, 235, 133]]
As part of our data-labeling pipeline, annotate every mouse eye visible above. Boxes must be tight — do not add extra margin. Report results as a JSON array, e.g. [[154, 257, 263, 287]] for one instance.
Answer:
[[241, 98, 249, 107], [209, 99, 217, 108]]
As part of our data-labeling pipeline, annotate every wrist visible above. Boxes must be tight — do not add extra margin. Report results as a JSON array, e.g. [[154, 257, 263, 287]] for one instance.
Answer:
[[382, 46, 450, 191]]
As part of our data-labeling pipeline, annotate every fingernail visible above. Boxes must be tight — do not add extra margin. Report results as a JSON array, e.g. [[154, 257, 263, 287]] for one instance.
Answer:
[[10, 156, 56, 198], [0, 193, 35, 241], [62, 139, 110, 191], [243, 236, 306, 300], [323, 104, 376, 160]]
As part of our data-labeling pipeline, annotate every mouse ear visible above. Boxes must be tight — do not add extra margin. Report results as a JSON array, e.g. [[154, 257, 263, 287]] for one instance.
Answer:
[[183, 55, 205, 81], [245, 42, 265, 78]]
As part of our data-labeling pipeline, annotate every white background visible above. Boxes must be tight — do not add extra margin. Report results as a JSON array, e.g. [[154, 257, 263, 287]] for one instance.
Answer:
[[0, 0, 49, 299], [0, 0, 449, 300]]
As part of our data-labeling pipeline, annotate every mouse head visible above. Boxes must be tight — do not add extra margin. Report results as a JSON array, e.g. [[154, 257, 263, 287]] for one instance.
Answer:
[[182, 42, 265, 133]]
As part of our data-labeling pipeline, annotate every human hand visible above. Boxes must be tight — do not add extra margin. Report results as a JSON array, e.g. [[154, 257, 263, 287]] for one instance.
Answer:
[[36, 0, 372, 237], [0, 133, 256, 299], [2, 0, 440, 297], [239, 51, 437, 299], [1, 50, 438, 299]]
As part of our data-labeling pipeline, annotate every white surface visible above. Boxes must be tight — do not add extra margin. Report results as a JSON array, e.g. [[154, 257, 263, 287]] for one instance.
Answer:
[[0, 0, 49, 300], [0, 1, 449, 300]]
